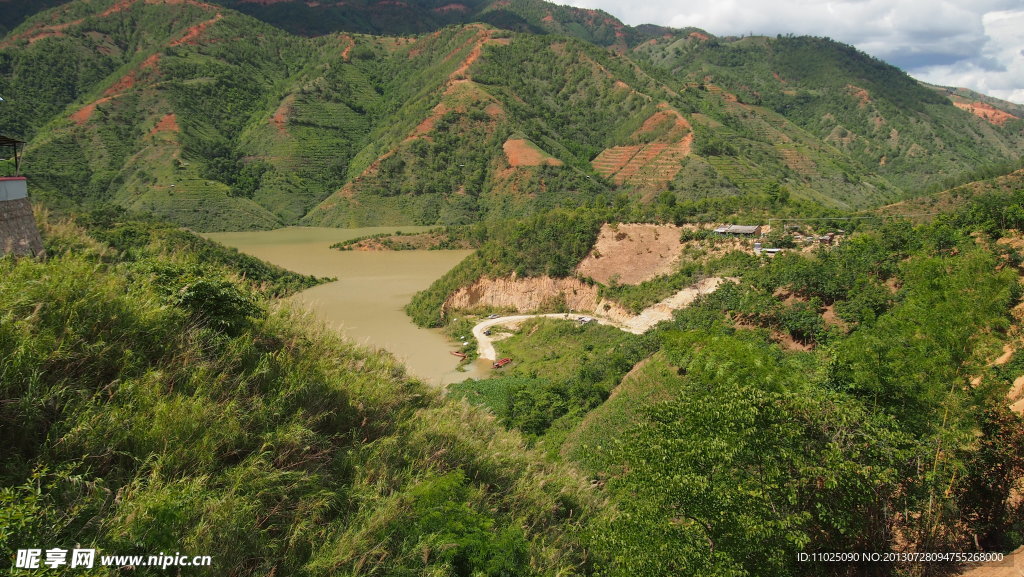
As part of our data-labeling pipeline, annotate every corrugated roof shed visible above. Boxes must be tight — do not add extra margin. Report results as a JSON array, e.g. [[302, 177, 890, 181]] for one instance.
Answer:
[[728, 225, 761, 234], [714, 224, 762, 235]]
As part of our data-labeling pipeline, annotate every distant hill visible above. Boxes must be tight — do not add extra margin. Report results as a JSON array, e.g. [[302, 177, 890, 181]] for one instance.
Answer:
[[1, 0, 1022, 230], [0, 0, 69, 36], [923, 82, 1024, 120], [0, 0, 645, 45], [873, 167, 1024, 222]]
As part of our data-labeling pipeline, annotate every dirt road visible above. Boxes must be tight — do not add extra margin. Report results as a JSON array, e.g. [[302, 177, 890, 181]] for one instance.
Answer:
[[472, 313, 624, 361], [471, 277, 732, 361]]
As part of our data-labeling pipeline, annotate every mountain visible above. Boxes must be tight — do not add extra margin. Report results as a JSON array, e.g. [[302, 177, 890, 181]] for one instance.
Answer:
[[1, 0, 643, 45], [630, 34, 1024, 191], [872, 166, 1024, 222], [1, 0, 1022, 230]]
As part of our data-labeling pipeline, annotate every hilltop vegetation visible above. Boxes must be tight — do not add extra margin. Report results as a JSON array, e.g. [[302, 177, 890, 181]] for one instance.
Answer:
[[405, 208, 605, 326], [0, 0, 1021, 231]]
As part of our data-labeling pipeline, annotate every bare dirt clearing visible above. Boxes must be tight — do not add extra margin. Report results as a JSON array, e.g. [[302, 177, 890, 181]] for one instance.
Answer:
[[575, 223, 685, 285], [954, 101, 1019, 126], [503, 138, 563, 167]]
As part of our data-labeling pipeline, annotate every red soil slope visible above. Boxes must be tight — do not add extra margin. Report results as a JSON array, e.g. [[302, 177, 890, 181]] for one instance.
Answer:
[[592, 104, 692, 189], [150, 113, 179, 135], [954, 101, 1019, 126], [503, 139, 563, 167], [170, 13, 223, 46]]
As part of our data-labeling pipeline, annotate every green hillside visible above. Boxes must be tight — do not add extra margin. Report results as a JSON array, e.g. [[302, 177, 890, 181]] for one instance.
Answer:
[[3, 0, 1024, 574], [634, 34, 1024, 193], [8, 188, 1024, 575], [0, 0, 1021, 230]]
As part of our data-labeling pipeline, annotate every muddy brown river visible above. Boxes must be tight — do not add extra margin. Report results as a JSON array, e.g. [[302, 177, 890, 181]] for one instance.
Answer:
[[204, 227, 489, 386]]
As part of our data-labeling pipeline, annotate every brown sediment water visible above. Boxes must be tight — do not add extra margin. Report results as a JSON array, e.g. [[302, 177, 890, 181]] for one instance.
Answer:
[[203, 227, 489, 386]]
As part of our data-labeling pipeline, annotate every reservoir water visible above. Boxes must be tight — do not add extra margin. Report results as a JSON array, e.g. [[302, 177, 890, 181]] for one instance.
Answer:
[[204, 227, 489, 386]]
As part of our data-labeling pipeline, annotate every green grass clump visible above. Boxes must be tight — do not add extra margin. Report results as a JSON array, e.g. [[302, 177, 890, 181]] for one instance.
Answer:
[[493, 318, 639, 384], [75, 209, 329, 298], [447, 376, 549, 416]]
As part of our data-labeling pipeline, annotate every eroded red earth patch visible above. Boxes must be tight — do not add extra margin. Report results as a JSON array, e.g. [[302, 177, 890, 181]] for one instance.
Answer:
[[846, 84, 871, 107], [150, 113, 179, 135], [105, 71, 139, 96], [170, 13, 223, 46], [339, 34, 354, 61], [269, 94, 300, 134], [433, 3, 468, 13], [71, 100, 103, 126], [591, 105, 692, 189], [954, 101, 1019, 126], [503, 139, 563, 167]]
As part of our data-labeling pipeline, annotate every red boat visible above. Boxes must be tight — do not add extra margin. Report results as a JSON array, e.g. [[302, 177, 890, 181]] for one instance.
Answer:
[[492, 358, 512, 369]]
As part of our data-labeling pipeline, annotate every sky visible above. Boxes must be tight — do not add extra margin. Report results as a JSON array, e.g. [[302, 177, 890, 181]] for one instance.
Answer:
[[563, 0, 1024, 105]]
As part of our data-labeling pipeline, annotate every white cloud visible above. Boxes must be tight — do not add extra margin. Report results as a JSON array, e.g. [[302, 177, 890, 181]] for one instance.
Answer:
[[562, 0, 1024, 104], [912, 10, 1024, 104]]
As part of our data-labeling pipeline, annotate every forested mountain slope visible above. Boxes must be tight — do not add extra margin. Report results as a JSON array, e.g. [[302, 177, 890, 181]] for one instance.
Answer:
[[0, 0, 1021, 230], [1, 0, 646, 44]]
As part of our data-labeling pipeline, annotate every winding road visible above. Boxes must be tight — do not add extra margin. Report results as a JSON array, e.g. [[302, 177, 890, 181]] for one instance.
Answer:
[[472, 313, 624, 361], [470, 276, 732, 361]]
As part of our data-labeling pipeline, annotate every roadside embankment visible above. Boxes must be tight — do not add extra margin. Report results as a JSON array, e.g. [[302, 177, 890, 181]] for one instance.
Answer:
[[468, 277, 733, 360]]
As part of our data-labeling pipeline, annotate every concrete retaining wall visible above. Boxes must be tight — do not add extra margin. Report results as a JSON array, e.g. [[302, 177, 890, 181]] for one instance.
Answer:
[[0, 197, 44, 257]]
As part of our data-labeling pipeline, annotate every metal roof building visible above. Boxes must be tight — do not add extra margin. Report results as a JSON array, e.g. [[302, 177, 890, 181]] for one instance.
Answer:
[[713, 224, 763, 235]]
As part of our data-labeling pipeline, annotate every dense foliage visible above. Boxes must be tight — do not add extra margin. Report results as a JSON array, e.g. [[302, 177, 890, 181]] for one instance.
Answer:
[[74, 207, 328, 298], [4, 177, 1024, 576], [450, 319, 656, 440], [3, 1, 1024, 574]]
